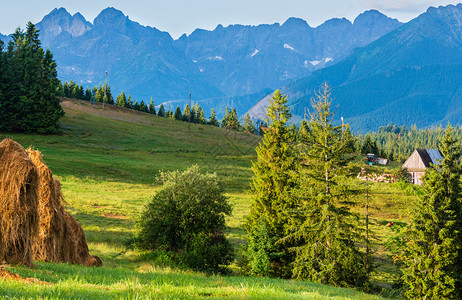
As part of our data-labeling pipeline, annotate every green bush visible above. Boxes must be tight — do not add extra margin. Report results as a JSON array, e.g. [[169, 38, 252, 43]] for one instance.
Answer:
[[134, 165, 233, 273]]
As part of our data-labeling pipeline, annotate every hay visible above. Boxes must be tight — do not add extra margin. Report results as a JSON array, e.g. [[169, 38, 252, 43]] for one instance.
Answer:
[[27, 148, 102, 267], [0, 138, 39, 267]]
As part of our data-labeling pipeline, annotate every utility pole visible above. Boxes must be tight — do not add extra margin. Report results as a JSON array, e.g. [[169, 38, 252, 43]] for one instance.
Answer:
[[103, 71, 108, 108], [188, 91, 191, 131], [365, 169, 370, 278]]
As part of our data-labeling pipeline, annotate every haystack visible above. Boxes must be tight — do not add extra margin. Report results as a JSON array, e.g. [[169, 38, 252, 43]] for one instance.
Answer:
[[27, 149, 102, 267], [0, 138, 39, 267]]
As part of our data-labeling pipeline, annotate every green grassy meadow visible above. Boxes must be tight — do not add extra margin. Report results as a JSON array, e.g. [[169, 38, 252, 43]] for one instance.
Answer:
[[0, 99, 414, 299]]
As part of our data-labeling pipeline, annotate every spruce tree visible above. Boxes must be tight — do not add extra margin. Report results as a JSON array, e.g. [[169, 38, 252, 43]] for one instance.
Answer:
[[208, 109, 219, 127], [195, 103, 206, 124], [126, 94, 133, 109], [133, 100, 140, 111], [183, 104, 190, 122], [288, 83, 367, 288], [158, 104, 166, 117], [139, 100, 146, 112], [402, 126, 462, 299], [243, 113, 256, 133], [221, 106, 231, 128], [174, 106, 182, 120], [116, 91, 127, 107], [149, 98, 156, 115], [244, 90, 299, 277]]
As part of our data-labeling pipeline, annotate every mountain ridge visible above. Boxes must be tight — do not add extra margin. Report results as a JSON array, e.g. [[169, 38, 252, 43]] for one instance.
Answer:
[[247, 4, 462, 132]]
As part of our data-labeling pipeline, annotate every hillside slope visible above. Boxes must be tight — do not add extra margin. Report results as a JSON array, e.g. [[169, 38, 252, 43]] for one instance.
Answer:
[[0, 99, 386, 299]]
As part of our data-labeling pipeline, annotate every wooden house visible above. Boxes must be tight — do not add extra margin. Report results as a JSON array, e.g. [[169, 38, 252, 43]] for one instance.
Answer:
[[402, 149, 443, 185]]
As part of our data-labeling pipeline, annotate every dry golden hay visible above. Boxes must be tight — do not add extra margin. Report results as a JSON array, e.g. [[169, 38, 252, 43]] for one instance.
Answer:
[[0, 138, 39, 267], [27, 148, 102, 267]]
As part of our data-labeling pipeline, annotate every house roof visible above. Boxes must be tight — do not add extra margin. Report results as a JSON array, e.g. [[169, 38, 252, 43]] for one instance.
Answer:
[[403, 149, 443, 171]]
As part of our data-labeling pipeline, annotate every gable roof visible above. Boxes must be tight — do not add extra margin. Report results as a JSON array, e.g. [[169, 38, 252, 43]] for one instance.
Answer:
[[402, 149, 443, 171]]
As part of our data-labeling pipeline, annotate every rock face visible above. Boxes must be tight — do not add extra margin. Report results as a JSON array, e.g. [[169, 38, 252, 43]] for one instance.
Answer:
[[35, 7, 223, 100], [177, 10, 401, 96], [248, 4, 462, 132]]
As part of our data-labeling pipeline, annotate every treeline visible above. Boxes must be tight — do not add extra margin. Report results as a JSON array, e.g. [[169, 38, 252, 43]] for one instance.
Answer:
[[60, 80, 263, 134], [356, 124, 462, 162], [0, 22, 64, 134]]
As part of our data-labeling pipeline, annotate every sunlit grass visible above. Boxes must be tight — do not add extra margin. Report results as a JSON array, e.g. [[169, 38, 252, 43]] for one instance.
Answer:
[[0, 99, 402, 298]]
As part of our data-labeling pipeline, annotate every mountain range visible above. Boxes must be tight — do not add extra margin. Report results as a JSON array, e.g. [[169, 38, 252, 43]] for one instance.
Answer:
[[1, 7, 401, 116], [1, 5, 462, 131], [248, 4, 462, 131]]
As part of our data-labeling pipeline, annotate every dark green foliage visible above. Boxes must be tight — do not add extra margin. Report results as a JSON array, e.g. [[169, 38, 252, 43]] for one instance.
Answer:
[[244, 90, 299, 277], [287, 84, 368, 288], [133, 100, 140, 111], [149, 98, 156, 115], [402, 126, 462, 299], [134, 166, 233, 273], [157, 104, 166, 117], [361, 135, 378, 154], [174, 106, 182, 120], [0, 22, 64, 133]]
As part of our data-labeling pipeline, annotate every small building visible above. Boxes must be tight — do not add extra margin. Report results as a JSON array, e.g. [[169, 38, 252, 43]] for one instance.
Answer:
[[402, 149, 443, 185]]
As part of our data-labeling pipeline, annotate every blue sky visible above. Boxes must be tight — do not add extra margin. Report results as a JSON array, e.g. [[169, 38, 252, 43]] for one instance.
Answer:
[[1, 0, 460, 38]]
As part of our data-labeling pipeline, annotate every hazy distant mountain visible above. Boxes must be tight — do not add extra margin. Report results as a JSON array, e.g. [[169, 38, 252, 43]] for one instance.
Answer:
[[176, 10, 401, 96], [0, 33, 8, 44], [249, 4, 462, 132], [36, 7, 223, 100], [0, 7, 401, 105]]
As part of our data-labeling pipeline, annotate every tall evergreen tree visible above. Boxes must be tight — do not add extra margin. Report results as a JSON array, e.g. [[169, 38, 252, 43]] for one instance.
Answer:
[[133, 100, 140, 111], [221, 106, 231, 128], [126, 94, 133, 109], [174, 106, 182, 120], [158, 104, 166, 117], [244, 90, 299, 277], [402, 126, 462, 299], [243, 113, 256, 133], [183, 104, 190, 122], [208, 109, 219, 127], [116, 91, 127, 107], [149, 98, 156, 115], [287, 83, 367, 288]]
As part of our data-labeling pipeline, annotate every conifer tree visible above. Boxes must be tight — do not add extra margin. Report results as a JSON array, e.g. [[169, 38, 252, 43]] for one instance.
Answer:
[[195, 103, 206, 124], [243, 113, 256, 133], [183, 104, 190, 122], [287, 83, 367, 288], [402, 126, 462, 299], [126, 94, 133, 109], [244, 90, 299, 277], [167, 110, 173, 118], [174, 106, 182, 120], [116, 91, 127, 107], [133, 100, 140, 111], [158, 104, 166, 117], [221, 106, 231, 128], [139, 100, 145, 112], [208, 109, 220, 127], [149, 98, 156, 115]]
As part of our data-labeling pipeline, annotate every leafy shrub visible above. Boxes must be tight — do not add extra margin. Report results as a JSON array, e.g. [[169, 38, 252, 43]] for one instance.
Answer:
[[133, 165, 233, 273]]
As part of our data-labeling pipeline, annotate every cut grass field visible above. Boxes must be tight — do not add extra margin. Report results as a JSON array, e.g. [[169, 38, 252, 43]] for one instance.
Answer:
[[0, 99, 414, 299]]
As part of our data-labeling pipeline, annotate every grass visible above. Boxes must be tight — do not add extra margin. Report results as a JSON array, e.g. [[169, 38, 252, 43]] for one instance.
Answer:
[[0, 99, 413, 299]]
